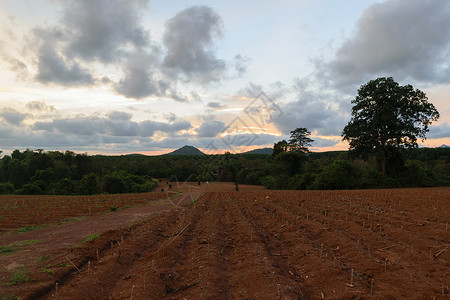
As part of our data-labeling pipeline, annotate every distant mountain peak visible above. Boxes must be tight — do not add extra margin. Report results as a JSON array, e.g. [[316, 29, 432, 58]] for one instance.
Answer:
[[439, 144, 449, 148], [166, 145, 205, 156]]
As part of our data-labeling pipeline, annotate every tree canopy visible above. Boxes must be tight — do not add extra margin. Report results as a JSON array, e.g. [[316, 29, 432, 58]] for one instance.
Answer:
[[273, 128, 314, 157], [289, 128, 314, 153], [342, 77, 439, 175]]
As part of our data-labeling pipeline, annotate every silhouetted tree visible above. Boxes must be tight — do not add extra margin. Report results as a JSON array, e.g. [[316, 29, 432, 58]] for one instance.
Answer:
[[342, 77, 439, 175], [273, 140, 289, 157], [288, 128, 314, 153]]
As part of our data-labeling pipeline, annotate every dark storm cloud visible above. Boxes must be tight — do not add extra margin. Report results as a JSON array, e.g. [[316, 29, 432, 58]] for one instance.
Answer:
[[327, 0, 450, 87], [162, 5, 227, 83], [196, 119, 226, 137], [63, 0, 150, 63], [0, 108, 28, 126]]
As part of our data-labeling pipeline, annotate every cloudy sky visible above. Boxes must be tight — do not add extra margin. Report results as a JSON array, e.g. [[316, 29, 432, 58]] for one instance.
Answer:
[[0, 0, 449, 155]]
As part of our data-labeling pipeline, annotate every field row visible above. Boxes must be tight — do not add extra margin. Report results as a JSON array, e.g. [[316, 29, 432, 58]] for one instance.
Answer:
[[6, 187, 446, 299], [0, 192, 169, 232]]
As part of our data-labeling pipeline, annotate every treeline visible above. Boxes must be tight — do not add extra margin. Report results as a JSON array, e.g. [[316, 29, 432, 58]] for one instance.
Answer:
[[257, 148, 450, 190], [0, 147, 449, 195], [0, 150, 158, 195]]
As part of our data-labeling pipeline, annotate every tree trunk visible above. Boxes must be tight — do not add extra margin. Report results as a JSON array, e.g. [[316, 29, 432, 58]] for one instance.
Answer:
[[379, 142, 387, 176], [380, 156, 386, 176]]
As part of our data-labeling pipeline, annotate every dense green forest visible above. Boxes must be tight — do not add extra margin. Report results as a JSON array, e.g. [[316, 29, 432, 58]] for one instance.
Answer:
[[0, 147, 449, 195]]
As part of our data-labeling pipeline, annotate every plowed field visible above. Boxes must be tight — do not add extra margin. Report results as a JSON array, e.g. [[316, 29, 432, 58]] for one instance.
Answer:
[[1, 185, 449, 299]]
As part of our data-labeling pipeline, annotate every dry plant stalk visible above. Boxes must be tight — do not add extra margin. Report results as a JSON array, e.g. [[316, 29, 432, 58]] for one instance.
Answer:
[[371, 279, 374, 295], [350, 269, 354, 286], [66, 256, 80, 272], [55, 282, 59, 300]]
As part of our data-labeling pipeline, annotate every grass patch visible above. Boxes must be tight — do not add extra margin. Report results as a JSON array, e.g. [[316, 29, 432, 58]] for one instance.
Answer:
[[83, 233, 100, 243], [17, 225, 41, 233], [60, 217, 82, 224], [5, 269, 30, 286], [0, 246, 15, 254], [0, 240, 42, 255], [41, 262, 68, 276], [12, 239, 43, 248], [0, 294, 19, 300]]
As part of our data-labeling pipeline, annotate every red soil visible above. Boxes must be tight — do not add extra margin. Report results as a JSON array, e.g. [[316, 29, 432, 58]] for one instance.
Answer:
[[0, 185, 449, 299]]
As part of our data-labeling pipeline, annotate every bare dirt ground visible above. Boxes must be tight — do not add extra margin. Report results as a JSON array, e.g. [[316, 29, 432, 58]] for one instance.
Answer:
[[0, 185, 449, 299]]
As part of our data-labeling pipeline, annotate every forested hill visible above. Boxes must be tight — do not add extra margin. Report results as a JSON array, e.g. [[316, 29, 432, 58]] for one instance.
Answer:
[[0, 147, 448, 195], [165, 145, 205, 155]]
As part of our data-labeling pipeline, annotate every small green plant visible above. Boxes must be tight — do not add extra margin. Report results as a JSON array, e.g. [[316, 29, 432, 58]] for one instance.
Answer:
[[42, 265, 55, 275], [190, 196, 200, 204], [83, 233, 100, 243], [17, 226, 41, 233], [55, 262, 69, 268], [7, 269, 30, 286], [110, 206, 118, 212], [37, 256, 50, 263]]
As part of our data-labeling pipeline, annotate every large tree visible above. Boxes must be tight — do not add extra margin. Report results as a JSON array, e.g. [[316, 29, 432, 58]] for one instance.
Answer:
[[342, 77, 439, 175]]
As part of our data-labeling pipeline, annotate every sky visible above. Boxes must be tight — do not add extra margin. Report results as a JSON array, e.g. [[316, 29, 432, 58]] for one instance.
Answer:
[[0, 0, 449, 155]]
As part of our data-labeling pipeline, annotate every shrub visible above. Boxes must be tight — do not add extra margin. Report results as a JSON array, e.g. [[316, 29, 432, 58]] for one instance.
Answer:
[[0, 182, 14, 194], [313, 160, 360, 190]]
